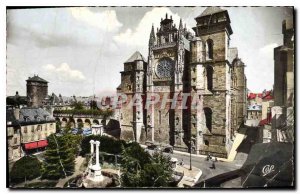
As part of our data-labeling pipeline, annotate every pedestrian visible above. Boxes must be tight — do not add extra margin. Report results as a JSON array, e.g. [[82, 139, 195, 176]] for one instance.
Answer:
[[180, 159, 184, 166], [211, 161, 216, 169]]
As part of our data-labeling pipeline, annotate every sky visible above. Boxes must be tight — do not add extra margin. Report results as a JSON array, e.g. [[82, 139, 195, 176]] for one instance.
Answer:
[[6, 6, 293, 97]]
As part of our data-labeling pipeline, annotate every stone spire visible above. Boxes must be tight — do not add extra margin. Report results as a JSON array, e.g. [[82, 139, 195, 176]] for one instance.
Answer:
[[179, 18, 183, 29], [149, 24, 156, 46]]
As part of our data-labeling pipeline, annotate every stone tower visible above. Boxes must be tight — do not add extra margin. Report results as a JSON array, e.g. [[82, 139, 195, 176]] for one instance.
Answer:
[[146, 13, 193, 149], [116, 7, 247, 158], [191, 7, 234, 157], [26, 75, 48, 108], [118, 51, 146, 142]]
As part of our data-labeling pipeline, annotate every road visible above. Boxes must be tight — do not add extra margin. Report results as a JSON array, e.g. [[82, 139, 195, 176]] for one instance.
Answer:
[[146, 149, 240, 182]]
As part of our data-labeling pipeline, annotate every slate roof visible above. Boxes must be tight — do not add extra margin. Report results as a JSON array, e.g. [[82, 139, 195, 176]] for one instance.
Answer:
[[26, 75, 48, 83], [6, 109, 18, 126], [125, 51, 146, 63], [18, 108, 54, 122], [197, 7, 225, 18]]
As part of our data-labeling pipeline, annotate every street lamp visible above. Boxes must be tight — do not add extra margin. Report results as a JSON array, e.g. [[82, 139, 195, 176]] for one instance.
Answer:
[[189, 139, 192, 171]]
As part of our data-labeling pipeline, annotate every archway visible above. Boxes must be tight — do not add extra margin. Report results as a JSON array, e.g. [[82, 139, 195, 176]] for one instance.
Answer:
[[84, 119, 91, 128], [61, 118, 68, 128], [77, 119, 83, 129], [93, 119, 100, 125]]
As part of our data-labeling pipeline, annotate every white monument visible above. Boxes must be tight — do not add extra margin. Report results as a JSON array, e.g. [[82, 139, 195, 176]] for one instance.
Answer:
[[91, 124, 104, 136], [87, 140, 104, 182]]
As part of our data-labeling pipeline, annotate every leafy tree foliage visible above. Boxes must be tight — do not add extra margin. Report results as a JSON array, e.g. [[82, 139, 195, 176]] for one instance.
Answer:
[[10, 156, 42, 184], [80, 135, 127, 156], [41, 134, 81, 180], [120, 144, 173, 187], [53, 109, 114, 118], [71, 101, 84, 110]]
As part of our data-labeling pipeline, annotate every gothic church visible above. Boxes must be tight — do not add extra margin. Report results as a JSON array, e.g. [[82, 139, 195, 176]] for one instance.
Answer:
[[117, 7, 247, 158]]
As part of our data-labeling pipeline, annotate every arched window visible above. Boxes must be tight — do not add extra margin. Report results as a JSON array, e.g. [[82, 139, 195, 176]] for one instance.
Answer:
[[204, 107, 212, 132], [206, 39, 214, 59], [204, 140, 209, 146], [206, 66, 213, 91]]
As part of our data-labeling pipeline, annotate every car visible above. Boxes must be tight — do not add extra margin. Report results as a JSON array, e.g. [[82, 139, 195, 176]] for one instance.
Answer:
[[147, 143, 160, 151], [71, 128, 78, 134], [83, 128, 92, 136], [162, 146, 173, 153]]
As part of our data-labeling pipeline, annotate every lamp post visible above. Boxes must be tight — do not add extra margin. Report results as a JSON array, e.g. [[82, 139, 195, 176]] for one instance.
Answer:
[[189, 139, 192, 170]]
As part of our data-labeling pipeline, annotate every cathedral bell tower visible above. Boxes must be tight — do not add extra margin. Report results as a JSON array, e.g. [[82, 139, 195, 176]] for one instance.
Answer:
[[191, 7, 234, 157]]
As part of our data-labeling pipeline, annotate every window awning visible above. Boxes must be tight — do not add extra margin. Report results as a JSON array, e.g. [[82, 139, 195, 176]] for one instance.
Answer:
[[24, 142, 38, 150], [37, 140, 48, 148], [24, 140, 48, 150]]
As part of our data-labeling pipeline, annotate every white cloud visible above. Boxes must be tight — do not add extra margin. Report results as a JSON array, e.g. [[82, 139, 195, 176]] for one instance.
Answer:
[[69, 7, 122, 32], [114, 7, 190, 47], [43, 63, 86, 82]]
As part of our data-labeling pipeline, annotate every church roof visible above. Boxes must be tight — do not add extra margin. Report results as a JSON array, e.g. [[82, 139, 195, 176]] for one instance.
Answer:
[[26, 75, 48, 83], [125, 51, 146, 63], [197, 7, 225, 18]]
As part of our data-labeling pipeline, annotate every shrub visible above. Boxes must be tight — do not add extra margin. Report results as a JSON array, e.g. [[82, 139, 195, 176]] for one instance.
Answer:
[[10, 156, 42, 184]]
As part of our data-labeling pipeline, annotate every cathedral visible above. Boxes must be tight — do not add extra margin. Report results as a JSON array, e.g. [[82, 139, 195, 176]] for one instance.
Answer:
[[117, 7, 247, 158]]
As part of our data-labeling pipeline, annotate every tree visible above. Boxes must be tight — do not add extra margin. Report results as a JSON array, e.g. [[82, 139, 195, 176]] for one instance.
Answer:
[[71, 101, 84, 110], [55, 120, 61, 133], [41, 134, 79, 180], [120, 143, 174, 187], [141, 152, 173, 187], [10, 156, 42, 184], [80, 135, 127, 156], [90, 100, 99, 110]]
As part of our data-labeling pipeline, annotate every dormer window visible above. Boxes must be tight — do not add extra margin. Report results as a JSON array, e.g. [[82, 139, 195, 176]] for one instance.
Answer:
[[35, 115, 40, 121], [24, 116, 29, 122]]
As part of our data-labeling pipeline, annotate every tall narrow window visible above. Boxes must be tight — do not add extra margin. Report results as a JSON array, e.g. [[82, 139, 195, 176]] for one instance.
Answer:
[[159, 111, 161, 125], [204, 107, 212, 132], [206, 39, 214, 59], [206, 66, 213, 91]]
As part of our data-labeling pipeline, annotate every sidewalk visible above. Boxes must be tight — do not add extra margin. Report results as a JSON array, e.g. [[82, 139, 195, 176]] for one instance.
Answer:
[[141, 144, 228, 162], [55, 156, 85, 188], [176, 165, 202, 187]]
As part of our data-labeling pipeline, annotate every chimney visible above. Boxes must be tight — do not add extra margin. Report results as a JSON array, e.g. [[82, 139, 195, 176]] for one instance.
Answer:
[[13, 108, 20, 120]]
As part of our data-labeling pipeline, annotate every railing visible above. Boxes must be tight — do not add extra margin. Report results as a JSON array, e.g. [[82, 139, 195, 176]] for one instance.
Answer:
[[152, 42, 177, 50], [53, 113, 104, 119]]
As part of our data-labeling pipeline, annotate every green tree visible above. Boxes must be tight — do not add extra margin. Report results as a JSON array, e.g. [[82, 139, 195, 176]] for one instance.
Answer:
[[80, 135, 127, 156], [41, 134, 79, 180], [55, 120, 61, 133], [141, 152, 173, 187], [120, 144, 173, 188], [71, 101, 84, 110], [10, 156, 42, 184]]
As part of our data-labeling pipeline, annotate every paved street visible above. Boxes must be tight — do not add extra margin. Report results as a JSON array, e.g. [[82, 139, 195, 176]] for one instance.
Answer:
[[146, 149, 240, 182]]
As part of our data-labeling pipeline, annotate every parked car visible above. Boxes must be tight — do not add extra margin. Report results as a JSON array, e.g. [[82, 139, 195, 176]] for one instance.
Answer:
[[147, 143, 160, 151], [162, 146, 173, 153], [71, 128, 78, 135], [82, 128, 92, 136]]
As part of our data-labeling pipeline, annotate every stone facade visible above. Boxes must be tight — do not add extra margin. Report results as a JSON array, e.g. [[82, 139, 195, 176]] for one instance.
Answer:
[[26, 75, 48, 108], [7, 108, 56, 161], [272, 18, 294, 142], [117, 7, 247, 158]]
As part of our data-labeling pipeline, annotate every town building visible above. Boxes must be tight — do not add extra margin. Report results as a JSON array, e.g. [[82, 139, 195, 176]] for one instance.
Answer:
[[117, 7, 247, 158], [272, 18, 294, 142], [7, 107, 56, 160], [7, 75, 56, 161]]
